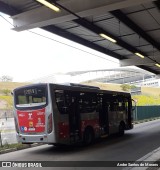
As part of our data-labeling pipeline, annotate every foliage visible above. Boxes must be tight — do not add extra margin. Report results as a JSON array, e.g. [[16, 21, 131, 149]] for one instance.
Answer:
[[0, 82, 29, 91], [130, 85, 137, 89], [0, 143, 30, 151], [1, 89, 11, 96], [120, 84, 137, 92], [0, 82, 30, 110], [0, 96, 13, 109], [132, 95, 160, 106], [120, 84, 131, 91]]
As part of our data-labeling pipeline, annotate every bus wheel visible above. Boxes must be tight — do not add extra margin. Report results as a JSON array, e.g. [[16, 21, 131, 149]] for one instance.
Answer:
[[83, 127, 94, 146], [118, 124, 124, 136]]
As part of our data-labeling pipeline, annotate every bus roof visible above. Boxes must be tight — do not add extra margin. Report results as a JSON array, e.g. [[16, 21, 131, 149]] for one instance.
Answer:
[[13, 83, 131, 96]]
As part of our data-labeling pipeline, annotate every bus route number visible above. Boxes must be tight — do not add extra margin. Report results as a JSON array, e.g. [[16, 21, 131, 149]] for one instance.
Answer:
[[24, 89, 37, 95]]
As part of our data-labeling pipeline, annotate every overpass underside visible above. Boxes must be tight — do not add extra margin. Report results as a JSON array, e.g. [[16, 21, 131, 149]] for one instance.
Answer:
[[0, 0, 160, 76]]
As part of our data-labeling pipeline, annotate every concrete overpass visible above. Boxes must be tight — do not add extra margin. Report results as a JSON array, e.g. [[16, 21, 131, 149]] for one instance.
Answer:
[[30, 67, 157, 84], [0, 0, 160, 76]]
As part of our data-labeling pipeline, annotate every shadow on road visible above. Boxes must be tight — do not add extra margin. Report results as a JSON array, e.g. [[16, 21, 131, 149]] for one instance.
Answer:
[[30, 132, 135, 155]]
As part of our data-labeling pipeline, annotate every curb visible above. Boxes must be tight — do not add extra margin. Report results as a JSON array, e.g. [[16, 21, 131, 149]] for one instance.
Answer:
[[0, 148, 17, 154], [133, 117, 160, 125], [123, 146, 160, 170], [0, 143, 43, 155]]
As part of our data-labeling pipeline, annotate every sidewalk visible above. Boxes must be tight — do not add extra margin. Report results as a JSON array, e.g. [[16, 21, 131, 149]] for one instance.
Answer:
[[124, 146, 160, 170], [0, 118, 17, 145]]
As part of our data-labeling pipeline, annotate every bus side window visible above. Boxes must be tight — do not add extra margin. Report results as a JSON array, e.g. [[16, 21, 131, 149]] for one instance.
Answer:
[[125, 100, 129, 113], [118, 102, 125, 111], [79, 92, 97, 113], [55, 90, 67, 114]]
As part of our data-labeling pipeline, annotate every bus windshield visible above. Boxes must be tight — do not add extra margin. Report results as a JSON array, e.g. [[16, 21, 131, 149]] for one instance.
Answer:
[[14, 85, 47, 109]]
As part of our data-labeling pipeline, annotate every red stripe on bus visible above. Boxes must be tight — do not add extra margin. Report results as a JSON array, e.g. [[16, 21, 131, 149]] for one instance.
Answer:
[[58, 122, 69, 139], [81, 119, 100, 133]]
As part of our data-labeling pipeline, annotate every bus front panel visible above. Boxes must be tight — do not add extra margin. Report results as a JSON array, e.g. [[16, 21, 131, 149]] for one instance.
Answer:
[[13, 84, 56, 144]]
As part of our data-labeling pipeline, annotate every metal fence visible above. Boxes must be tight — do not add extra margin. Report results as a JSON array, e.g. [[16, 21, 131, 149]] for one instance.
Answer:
[[0, 110, 13, 119], [133, 105, 160, 121]]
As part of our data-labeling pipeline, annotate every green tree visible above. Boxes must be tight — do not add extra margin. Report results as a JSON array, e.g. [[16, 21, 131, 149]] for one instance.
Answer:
[[130, 85, 137, 90], [120, 84, 131, 91], [2, 89, 11, 96]]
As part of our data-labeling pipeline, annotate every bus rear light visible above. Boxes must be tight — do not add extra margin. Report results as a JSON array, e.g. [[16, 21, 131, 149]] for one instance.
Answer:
[[47, 113, 53, 134]]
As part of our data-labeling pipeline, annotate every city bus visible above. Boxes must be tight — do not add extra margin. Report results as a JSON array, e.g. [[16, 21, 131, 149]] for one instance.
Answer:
[[13, 83, 134, 146]]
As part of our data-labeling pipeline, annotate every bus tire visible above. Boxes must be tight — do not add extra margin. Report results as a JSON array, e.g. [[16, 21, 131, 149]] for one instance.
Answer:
[[83, 127, 94, 146], [118, 123, 125, 136]]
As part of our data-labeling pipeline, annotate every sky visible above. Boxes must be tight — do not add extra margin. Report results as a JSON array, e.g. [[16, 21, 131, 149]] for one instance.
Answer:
[[0, 13, 119, 82]]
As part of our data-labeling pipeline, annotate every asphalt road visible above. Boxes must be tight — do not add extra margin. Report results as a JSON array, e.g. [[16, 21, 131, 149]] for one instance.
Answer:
[[0, 119, 160, 170]]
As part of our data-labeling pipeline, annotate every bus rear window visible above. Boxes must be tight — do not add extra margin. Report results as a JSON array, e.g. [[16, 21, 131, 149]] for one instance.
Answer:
[[14, 85, 47, 109]]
